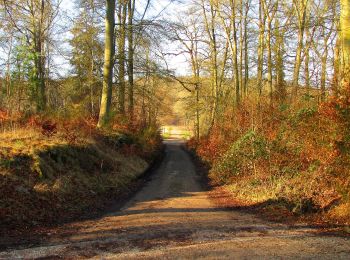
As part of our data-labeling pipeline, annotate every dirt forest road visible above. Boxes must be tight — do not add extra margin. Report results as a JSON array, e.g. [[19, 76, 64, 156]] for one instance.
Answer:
[[1, 140, 350, 259]]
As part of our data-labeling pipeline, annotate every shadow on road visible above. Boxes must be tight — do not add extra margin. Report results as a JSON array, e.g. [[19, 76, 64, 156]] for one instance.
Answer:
[[1, 140, 349, 259]]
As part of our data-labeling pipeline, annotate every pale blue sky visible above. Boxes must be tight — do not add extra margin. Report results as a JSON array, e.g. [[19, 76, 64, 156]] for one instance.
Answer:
[[58, 0, 189, 75], [0, 0, 190, 77]]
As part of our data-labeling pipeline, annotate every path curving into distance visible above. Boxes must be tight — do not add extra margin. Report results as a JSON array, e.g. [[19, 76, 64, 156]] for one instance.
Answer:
[[1, 140, 350, 259]]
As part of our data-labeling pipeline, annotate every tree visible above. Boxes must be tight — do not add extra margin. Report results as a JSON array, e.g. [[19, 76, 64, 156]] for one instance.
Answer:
[[98, 0, 115, 127], [215, 0, 240, 107], [340, 0, 350, 78], [303, 2, 312, 92], [316, 1, 336, 101], [243, 0, 250, 96], [201, 0, 220, 125], [292, 0, 308, 96], [70, 0, 104, 115], [1, 0, 60, 112], [127, 0, 136, 119], [257, 0, 266, 96], [274, 14, 288, 103], [262, 0, 278, 104], [117, 0, 127, 115], [172, 10, 203, 140]]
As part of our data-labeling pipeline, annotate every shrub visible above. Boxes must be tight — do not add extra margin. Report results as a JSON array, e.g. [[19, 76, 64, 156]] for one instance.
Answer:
[[211, 130, 268, 184], [190, 94, 350, 222]]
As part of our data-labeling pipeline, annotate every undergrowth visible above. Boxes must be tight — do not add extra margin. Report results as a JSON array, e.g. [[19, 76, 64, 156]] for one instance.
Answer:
[[0, 114, 163, 229], [188, 89, 350, 224]]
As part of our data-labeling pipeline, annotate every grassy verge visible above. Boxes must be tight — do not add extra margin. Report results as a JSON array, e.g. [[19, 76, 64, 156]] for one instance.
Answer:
[[0, 122, 162, 231]]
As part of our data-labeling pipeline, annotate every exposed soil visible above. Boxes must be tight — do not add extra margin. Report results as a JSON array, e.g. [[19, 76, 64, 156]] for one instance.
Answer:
[[1, 140, 350, 259]]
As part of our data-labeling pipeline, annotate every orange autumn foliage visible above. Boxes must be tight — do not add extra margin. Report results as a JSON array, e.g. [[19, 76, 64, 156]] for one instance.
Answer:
[[188, 94, 350, 222]]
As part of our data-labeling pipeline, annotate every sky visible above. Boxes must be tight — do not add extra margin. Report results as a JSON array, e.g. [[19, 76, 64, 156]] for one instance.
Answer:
[[57, 0, 189, 76], [0, 0, 191, 78]]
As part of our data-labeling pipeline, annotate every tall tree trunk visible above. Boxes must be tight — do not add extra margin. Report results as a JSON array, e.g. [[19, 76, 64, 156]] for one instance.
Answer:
[[34, 32, 46, 111], [293, 29, 304, 96], [320, 46, 327, 101], [244, 0, 249, 95], [90, 49, 95, 115], [262, 0, 277, 105], [266, 18, 273, 104], [304, 29, 310, 93], [292, 0, 307, 97], [190, 33, 201, 141], [127, 0, 135, 119], [209, 28, 219, 126], [231, 0, 240, 106], [303, 1, 311, 94], [318, 4, 334, 102], [97, 0, 115, 127], [333, 37, 340, 95], [239, 0, 244, 98], [320, 28, 333, 100], [257, 0, 265, 96], [215, 0, 239, 106], [201, 0, 219, 127], [32, 0, 46, 112], [5, 33, 13, 110], [340, 0, 350, 79], [274, 18, 286, 103], [118, 0, 127, 115], [304, 2, 312, 94], [195, 85, 200, 141]]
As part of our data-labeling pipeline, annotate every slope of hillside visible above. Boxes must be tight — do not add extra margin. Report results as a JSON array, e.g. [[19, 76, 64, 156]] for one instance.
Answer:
[[0, 125, 162, 231]]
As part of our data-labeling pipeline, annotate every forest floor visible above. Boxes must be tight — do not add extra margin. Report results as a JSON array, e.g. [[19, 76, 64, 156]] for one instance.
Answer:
[[1, 140, 350, 259]]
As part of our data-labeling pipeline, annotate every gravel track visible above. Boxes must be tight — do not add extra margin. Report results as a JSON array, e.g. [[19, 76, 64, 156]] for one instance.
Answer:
[[1, 140, 350, 259]]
